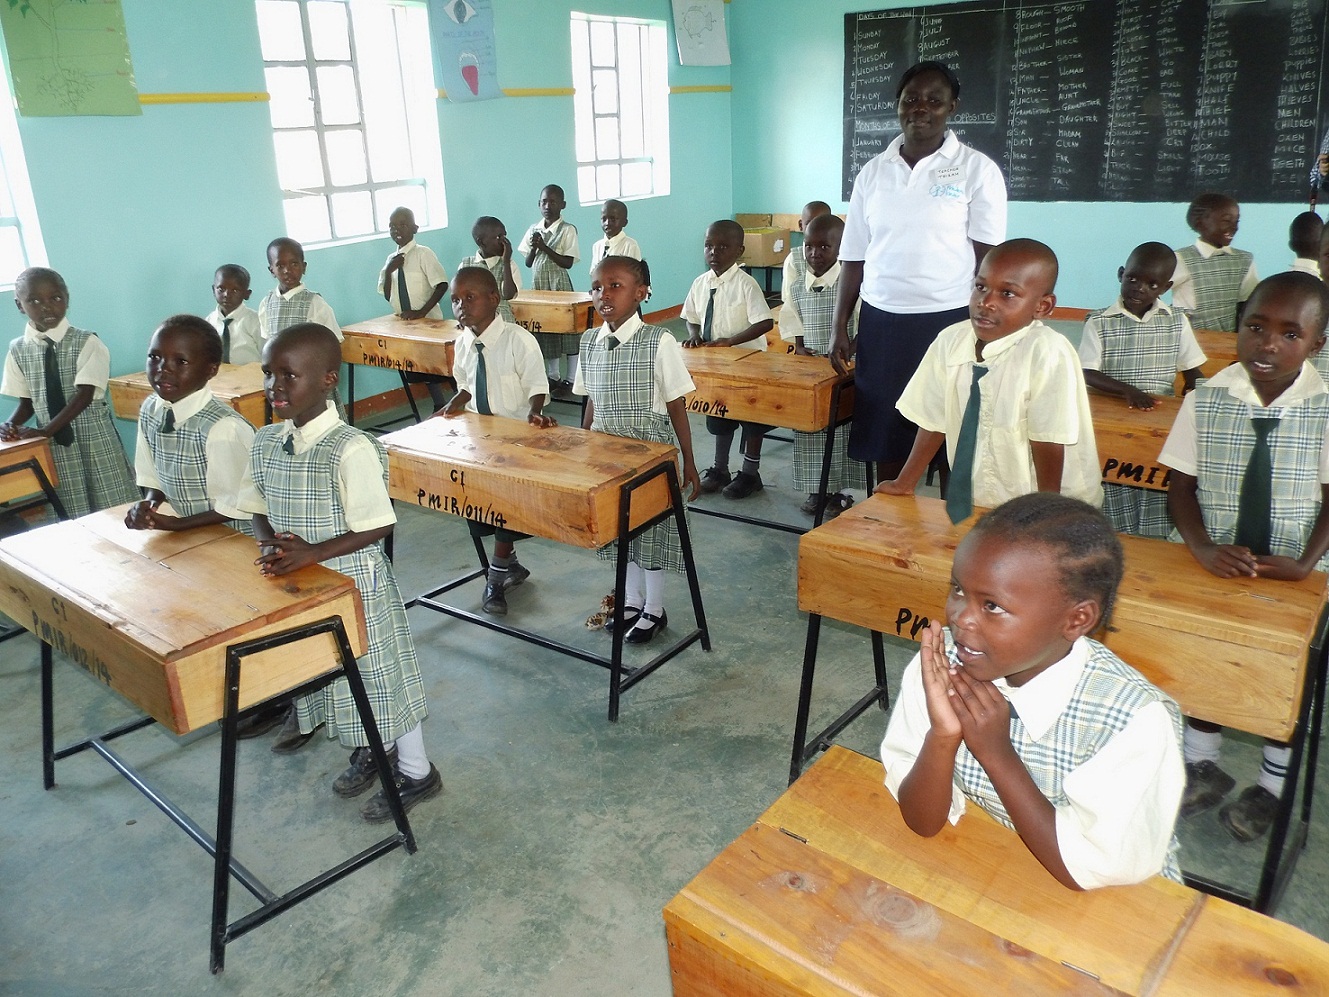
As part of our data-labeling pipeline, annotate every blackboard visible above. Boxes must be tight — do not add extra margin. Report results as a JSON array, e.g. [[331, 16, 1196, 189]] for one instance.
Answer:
[[843, 0, 1329, 203]]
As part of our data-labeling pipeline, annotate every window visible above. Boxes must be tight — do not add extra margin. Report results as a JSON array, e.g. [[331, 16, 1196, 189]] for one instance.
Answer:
[[0, 69, 46, 287], [570, 13, 670, 205], [256, 0, 446, 246]]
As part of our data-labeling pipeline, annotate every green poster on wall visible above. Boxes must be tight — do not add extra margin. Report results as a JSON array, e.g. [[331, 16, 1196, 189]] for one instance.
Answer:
[[0, 0, 139, 116]]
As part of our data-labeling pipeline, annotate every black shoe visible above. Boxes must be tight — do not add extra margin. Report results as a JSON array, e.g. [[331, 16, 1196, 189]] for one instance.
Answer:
[[234, 701, 289, 739], [270, 706, 322, 754], [482, 579, 508, 615], [699, 467, 731, 493], [799, 493, 825, 516], [626, 609, 667, 644], [1180, 760, 1236, 818], [1219, 785, 1281, 842], [604, 605, 643, 635], [360, 764, 444, 823], [333, 744, 399, 798], [722, 470, 763, 499], [503, 560, 531, 589]]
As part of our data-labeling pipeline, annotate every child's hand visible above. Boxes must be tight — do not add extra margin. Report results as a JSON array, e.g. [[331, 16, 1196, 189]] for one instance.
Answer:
[[1319, 153, 1329, 179], [399, 308, 425, 320], [948, 662, 1014, 764], [124, 500, 158, 531], [918, 621, 961, 742], [792, 343, 811, 357], [702, 337, 732, 348], [530, 231, 546, 252], [500, 236, 513, 258], [874, 477, 915, 496], [255, 531, 320, 576], [528, 410, 557, 428], [1193, 541, 1259, 578], [681, 460, 702, 501], [385, 254, 406, 274], [0, 421, 18, 442], [1123, 387, 1156, 410], [682, 336, 703, 349], [436, 401, 464, 419], [1254, 555, 1311, 581]]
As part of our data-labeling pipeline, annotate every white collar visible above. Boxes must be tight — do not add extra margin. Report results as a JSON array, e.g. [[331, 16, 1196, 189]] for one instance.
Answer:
[[1192, 239, 1235, 259], [1207, 360, 1328, 409], [24, 318, 70, 342], [284, 402, 341, 454], [470, 314, 508, 340], [941, 319, 1043, 366], [884, 129, 962, 165], [393, 240, 418, 256], [161, 385, 215, 422], [596, 311, 644, 344], [803, 261, 842, 291], [706, 263, 742, 287], [1102, 297, 1171, 322], [279, 284, 309, 300], [539, 217, 565, 233], [990, 638, 1089, 741]]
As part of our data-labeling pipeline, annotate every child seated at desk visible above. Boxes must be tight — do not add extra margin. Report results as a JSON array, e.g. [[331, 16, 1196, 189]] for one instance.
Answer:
[[589, 199, 642, 273], [1080, 241, 1206, 538], [876, 239, 1102, 522], [1288, 211, 1323, 276], [518, 184, 580, 395], [236, 323, 439, 821], [0, 267, 139, 518], [1159, 271, 1329, 843], [460, 216, 521, 324], [881, 492, 1185, 889], [1172, 192, 1257, 333], [780, 213, 863, 519], [380, 206, 452, 410], [258, 237, 342, 342], [206, 264, 262, 366], [439, 267, 554, 617], [575, 256, 701, 644], [682, 219, 775, 500]]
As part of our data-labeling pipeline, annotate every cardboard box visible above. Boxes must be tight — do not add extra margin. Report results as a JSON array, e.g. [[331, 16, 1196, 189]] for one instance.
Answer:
[[739, 227, 790, 267], [734, 212, 772, 228]]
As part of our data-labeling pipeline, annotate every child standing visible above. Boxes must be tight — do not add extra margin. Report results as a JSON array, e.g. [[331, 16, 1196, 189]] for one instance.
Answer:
[[575, 256, 701, 644], [380, 206, 452, 410], [257, 237, 342, 342], [781, 214, 864, 519], [236, 322, 439, 821], [781, 200, 833, 292], [460, 216, 521, 324], [1171, 192, 1258, 333], [518, 184, 581, 394], [1159, 271, 1329, 842], [589, 199, 641, 273], [206, 264, 263, 366], [1080, 242, 1206, 538], [0, 267, 138, 518], [682, 219, 775, 499], [1288, 211, 1323, 276], [877, 239, 1102, 520], [439, 267, 554, 616], [881, 493, 1185, 889]]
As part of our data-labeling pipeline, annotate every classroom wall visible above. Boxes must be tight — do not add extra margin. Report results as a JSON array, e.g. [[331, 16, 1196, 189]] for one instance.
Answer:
[[728, 0, 1305, 308]]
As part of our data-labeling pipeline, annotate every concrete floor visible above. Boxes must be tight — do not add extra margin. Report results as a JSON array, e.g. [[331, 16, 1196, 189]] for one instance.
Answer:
[[3, 395, 1329, 995]]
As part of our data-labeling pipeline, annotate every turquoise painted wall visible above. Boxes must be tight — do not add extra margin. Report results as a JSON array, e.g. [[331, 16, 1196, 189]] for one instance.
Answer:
[[728, 0, 1309, 309]]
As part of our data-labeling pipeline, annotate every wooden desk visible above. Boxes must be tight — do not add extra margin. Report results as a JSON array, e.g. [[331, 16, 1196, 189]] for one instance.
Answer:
[[339, 314, 465, 426], [1089, 390, 1180, 492], [682, 350, 853, 434], [1172, 329, 1236, 393], [665, 746, 1329, 997], [109, 363, 269, 427], [510, 289, 595, 337], [0, 435, 58, 506]]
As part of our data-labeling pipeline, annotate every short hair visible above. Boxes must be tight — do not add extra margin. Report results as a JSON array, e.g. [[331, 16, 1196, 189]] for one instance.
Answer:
[[896, 60, 961, 100], [709, 219, 745, 242], [1246, 271, 1329, 331], [1186, 192, 1237, 232], [804, 214, 845, 240], [542, 184, 565, 201], [158, 313, 224, 365], [472, 215, 503, 241], [971, 493, 1124, 629], [602, 198, 627, 214], [267, 321, 341, 372], [267, 237, 304, 260], [802, 200, 832, 217], [390, 205, 415, 221], [15, 267, 66, 296], [1125, 241, 1177, 278], [214, 263, 250, 287], [453, 265, 499, 294], [593, 254, 652, 290], [1290, 211, 1324, 255], [987, 238, 1059, 291]]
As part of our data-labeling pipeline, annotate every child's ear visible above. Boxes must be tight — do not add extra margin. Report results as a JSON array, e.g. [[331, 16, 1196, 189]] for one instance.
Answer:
[[242, 288, 252, 301], [1063, 598, 1101, 641], [322, 366, 340, 393], [1116, 266, 1125, 281], [13, 297, 22, 314], [1034, 292, 1056, 318], [1161, 280, 1174, 294]]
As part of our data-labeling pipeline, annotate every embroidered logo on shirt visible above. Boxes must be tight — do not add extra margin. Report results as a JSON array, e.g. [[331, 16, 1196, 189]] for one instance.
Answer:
[[929, 183, 964, 200]]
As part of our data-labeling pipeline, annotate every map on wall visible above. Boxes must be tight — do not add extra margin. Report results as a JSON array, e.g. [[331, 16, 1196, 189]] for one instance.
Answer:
[[0, 0, 139, 116]]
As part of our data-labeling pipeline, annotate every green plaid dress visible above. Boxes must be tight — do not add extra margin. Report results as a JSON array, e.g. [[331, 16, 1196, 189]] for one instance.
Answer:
[[1182, 382, 1329, 570], [946, 630, 1185, 883], [138, 393, 254, 535], [460, 253, 516, 323], [580, 325, 687, 572], [8, 327, 138, 518], [1311, 347, 1329, 387], [1086, 306, 1189, 539], [787, 259, 864, 494], [249, 422, 428, 746], [527, 220, 576, 361], [259, 289, 348, 421], [1176, 245, 1253, 333]]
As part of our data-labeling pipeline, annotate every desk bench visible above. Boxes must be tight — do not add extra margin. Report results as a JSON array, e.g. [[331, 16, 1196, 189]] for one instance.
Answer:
[[340, 314, 463, 426]]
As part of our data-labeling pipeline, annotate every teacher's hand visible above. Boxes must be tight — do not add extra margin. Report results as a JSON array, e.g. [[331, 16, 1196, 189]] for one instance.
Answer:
[[828, 327, 852, 376]]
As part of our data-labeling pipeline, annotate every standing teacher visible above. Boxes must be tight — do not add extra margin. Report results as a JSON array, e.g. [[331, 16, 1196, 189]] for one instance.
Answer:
[[830, 61, 1007, 484]]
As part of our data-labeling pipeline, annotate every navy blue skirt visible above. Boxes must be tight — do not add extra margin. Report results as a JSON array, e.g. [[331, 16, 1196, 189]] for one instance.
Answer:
[[848, 302, 969, 464]]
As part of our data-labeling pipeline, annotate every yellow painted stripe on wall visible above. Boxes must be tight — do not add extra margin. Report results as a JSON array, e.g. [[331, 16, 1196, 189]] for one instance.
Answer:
[[669, 85, 732, 94], [138, 92, 269, 104], [436, 86, 576, 99]]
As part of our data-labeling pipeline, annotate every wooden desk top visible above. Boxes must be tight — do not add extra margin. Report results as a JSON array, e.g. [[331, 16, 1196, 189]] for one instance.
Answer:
[[682, 349, 854, 432], [0, 436, 58, 504], [510, 290, 595, 336], [1089, 390, 1181, 492], [340, 314, 464, 377], [798, 494, 1327, 740], [108, 364, 268, 427], [381, 413, 678, 549], [0, 507, 368, 735]]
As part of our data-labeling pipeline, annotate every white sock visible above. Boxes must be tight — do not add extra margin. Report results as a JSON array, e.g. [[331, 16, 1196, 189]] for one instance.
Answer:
[[1258, 744, 1292, 797], [546, 357, 561, 379], [642, 567, 665, 618], [395, 724, 430, 780], [625, 561, 645, 610], [1183, 725, 1223, 765], [566, 353, 579, 382]]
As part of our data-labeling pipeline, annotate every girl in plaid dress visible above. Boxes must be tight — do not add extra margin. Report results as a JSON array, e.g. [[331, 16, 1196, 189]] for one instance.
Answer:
[[519, 184, 581, 391], [881, 493, 1185, 889], [574, 256, 701, 645], [1171, 192, 1257, 333], [0, 267, 138, 518], [237, 323, 440, 823], [459, 216, 521, 323]]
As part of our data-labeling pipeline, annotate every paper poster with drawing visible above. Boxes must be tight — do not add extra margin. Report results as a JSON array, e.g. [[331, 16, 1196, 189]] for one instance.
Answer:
[[428, 0, 502, 102], [0, 0, 139, 116], [671, 0, 730, 67]]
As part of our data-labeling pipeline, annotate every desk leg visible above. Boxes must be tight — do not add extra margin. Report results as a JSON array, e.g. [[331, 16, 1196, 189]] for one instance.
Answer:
[[211, 651, 244, 973], [669, 463, 710, 653], [812, 390, 842, 529], [346, 364, 356, 426], [41, 641, 55, 790], [398, 371, 423, 424], [608, 527, 630, 723], [1301, 636, 1328, 826], [872, 631, 890, 712], [789, 614, 823, 785]]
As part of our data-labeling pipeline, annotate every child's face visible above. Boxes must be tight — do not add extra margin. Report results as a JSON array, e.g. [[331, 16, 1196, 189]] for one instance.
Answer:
[[704, 225, 743, 275], [539, 188, 565, 222], [147, 326, 218, 404], [1116, 255, 1173, 318], [450, 274, 500, 332], [475, 223, 507, 258], [601, 202, 627, 239], [388, 209, 418, 248], [802, 225, 842, 278], [591, 260, 648, 329], [212, 272, 251, 316], [268, 245, 307, 294], [969, 250, 1055, 342], [1196, 203, 1239, 249], [262, 340, 336, 426], [1236, 287, 1327, 405], [15, 277, 68, 332], [946, 532, 1095, 688]]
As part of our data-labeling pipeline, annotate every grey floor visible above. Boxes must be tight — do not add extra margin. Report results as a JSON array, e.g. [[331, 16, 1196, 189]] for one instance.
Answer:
[[2, 396, 1328, 995]]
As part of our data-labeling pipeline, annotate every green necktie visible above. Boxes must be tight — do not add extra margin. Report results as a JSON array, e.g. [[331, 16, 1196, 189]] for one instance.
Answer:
[[1234, 416, 1277, 555], [220, 317, 232, 364], [160, 407, 175, 434], [42, 337, 74, 447], [946, 365, 988, 524], [474, 341, 492, 416], [605, 334, 620, 351], [396, 257, 411, 312], [701, 287, 716, 342]]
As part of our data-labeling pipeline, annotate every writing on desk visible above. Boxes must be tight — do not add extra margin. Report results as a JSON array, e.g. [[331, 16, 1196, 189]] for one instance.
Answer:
[[415, 487, 508, 527], [894, 606, 931, 640], [1102, 458, 1170, 488], [359, 351, 416, 373], [517, 320, 543, 334], [686, 397, 729, 418], [29, 607, 113, 687]]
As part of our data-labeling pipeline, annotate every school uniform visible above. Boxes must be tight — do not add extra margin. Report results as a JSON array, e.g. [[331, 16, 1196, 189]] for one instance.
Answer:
[[589, 232, 642, 272], [1159, 362, 1329, 571], [235, 406, 428, 746], [135, 386, 255, 532], [459, 253, 522, 323], [1080, 299, 1206, 537], [1290, 256, 1321, 277], [881, 630, 1185, 888], [379, 240, 449, 319], [257, 284, 342, 341], [1172, 240, 1258, 333], [573, 313, 694, 571], [898, 318, 1104, 509], [781, 257, 864, 494], [518, 218, 580, 360], [1, 319, 138, 518], [205, 304, 263, 366]]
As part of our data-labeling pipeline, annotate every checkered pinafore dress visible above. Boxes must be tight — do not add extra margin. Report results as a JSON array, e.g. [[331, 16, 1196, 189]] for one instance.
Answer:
[[946, 629, 1185, 883], [1311, 346, 1329, 387], [261, 289, 348, 421], [138, 393, 254, 535], [1177, 245, 1253, 333], [580, 325, 688, 572], [8, 328, 138, 518], [787, 259, 864, 494], [460, 254, 515, 323], [1178, 383, 1329, 570], [1088, 307, 1188, 539], [249, 423, 428, 746], [531, 220, 576, 361]]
